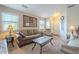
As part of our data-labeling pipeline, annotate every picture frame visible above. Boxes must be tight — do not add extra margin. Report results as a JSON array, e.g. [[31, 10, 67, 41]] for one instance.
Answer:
[[23, 15, 37, 27]]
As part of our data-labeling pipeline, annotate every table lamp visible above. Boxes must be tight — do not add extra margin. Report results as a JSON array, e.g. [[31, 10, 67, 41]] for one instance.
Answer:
[[69, 26, 75, 34], [8, 24, 13, 36]]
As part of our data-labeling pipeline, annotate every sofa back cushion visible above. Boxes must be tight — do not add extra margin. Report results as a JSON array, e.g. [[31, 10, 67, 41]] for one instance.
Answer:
[[19, 29, 40, 36], [33, 29, 39, 34], [27, 30, 32, 36]]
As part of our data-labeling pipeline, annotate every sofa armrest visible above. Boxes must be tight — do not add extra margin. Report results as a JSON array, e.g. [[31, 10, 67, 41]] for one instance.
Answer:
[[61, 44, 79, 54]]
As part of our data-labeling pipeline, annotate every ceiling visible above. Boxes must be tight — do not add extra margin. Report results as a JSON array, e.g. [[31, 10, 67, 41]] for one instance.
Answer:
[[2, 4, 69, 18]]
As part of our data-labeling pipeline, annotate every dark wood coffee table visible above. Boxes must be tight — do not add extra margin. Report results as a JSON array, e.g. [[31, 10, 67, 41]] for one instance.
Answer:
[[32, 36, 53, 54]]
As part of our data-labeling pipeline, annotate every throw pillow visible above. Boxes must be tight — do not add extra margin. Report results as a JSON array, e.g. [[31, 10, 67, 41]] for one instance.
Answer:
[[67, 38, 79, 47], [19, 32, 26, 38]]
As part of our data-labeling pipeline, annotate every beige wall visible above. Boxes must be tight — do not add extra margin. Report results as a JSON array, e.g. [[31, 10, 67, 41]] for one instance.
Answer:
[[49, 7, 67, 39], [67, 5, 79, 32], [50, 13, 60, 34], [0, 5, 44, 32]]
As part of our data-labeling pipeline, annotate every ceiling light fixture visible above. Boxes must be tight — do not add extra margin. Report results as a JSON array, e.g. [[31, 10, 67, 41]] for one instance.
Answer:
[[22, 4, 28, 8], [68, 4, 76, 8]]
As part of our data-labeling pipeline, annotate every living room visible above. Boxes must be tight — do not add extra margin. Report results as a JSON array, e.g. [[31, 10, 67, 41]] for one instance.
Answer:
[[0, 4, 79, 54]]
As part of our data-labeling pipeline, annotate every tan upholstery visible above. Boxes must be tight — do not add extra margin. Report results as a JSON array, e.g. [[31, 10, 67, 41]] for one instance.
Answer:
[[17, 29, 42, 47]]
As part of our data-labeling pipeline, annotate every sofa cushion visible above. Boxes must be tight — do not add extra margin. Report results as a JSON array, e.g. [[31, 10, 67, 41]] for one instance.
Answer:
[[19, 29, 40, 35], [26, 34, 41, 39], [33, 29, 39, 34], [26, 30, 30, 36]]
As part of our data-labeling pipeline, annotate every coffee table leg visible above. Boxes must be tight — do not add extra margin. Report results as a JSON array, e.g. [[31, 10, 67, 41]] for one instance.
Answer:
[[40, 45, 42, 54], [50, 40, 53, 46], [32, 43, 36, 50]]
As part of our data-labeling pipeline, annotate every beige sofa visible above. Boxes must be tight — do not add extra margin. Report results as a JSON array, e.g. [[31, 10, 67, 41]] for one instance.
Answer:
[[61, 34, 79, 54], [61, 44, 79, 54], [17, 29, 42, 47]]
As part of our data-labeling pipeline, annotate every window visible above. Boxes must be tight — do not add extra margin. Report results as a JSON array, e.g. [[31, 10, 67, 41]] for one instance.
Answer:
[[46, 19, 50, 29], [38, 19, 50, 29], [39, 20, 45, 29], [2, 13, 19, 31]]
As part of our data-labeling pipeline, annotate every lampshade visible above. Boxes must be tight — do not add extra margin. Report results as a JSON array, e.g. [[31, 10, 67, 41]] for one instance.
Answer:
[[69, 26, 75, 32], [0, 25, 16, 41], [8, 24, 13, 32], [8, 24, 14, 36]]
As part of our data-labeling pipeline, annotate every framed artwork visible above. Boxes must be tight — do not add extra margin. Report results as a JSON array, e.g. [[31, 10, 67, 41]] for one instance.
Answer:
[[23, 15, 37, 27], [60, 16, 64, 31]]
